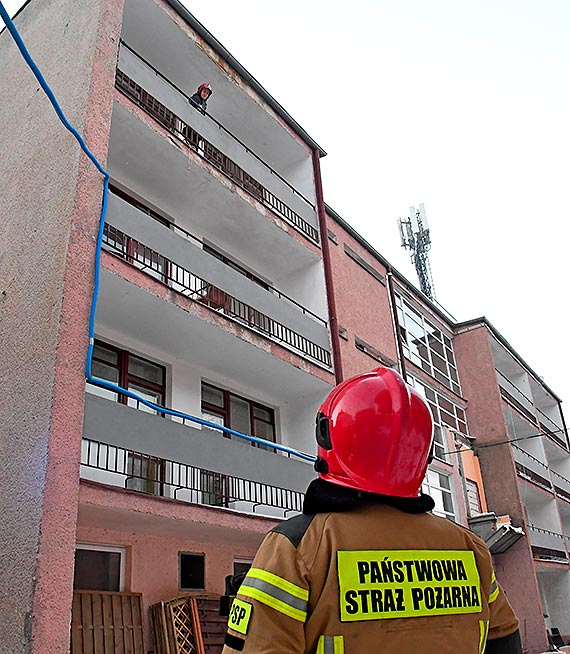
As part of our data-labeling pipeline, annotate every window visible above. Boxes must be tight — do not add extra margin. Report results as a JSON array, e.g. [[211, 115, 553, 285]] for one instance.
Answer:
[[126, 453, 166, 496], [394, 294, 460, 395], [233, 558, 253, 578], [466, 479, 482, 516], [88, 341, 166, 413], [201, 382, 276, 450], [409, 376, 469, 463], [179, 552, 205, 590], [422, 469, 455, 521], [74, 544, 125, 592]]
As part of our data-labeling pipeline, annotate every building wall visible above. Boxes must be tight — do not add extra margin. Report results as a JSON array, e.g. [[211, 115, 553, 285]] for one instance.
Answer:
[[76, 482, 278, 647], [0, 0, 123, 651], [325, 216, 399, 378], [453, 324, 549, 654]]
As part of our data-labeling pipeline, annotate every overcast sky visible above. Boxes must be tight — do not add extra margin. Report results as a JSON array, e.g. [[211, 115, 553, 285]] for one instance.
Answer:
[[3, 1, 569, 408]]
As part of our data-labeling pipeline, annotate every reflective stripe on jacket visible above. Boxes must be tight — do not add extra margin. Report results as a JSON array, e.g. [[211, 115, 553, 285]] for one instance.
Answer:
[[222, 504, 519, 654]]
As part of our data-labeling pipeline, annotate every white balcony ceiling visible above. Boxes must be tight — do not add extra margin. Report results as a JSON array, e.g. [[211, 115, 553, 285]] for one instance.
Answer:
[[95, 267, 332, 402], [121, 0, 312, 174], [107, 101, 320, 285]]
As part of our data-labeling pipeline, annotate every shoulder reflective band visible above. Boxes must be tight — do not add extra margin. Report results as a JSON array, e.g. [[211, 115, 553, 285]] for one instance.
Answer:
[[228, 598, 252, 635], [316, 635, 345, 654], [337, 550, 482, 621], [479, 620, 489, 654], [489, 572, 499, 603], [239, 568, 308, 622]]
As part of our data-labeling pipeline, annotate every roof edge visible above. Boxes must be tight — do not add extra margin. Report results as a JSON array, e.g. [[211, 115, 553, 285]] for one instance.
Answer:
[[327, 203, 563, 404], [455, 317, 562, 402], [164, 0, 327, 157], [325, 202, 456, 326]]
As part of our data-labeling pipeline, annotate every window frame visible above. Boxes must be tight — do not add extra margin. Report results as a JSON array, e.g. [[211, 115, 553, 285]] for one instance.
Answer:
[[74, 543, 126, 592], [395, 294, 461, 395], [408, 375, 469, 463], [201, 382, 277, 448], [89, 340, 167, 410], [422, 469, 456, 521], [179, 551, 206, 591]]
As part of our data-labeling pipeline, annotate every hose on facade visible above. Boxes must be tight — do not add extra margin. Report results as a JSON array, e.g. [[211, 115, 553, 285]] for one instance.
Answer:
[[0, 2, 316, 463]]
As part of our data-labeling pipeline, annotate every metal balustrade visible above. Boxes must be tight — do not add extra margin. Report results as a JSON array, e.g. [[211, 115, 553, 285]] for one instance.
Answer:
[[528, 525, 568, 560], [513, 445, 552, 491], [102, 223, 332, 368], [108, 187, 326, 326], [115, 69, 319, 244], [551, 469, 570, 502], [80, 438, 304, 516]]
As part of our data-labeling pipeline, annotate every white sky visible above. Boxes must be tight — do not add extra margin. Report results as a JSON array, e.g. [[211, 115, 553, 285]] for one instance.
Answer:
[[3, 1, 569, 408]]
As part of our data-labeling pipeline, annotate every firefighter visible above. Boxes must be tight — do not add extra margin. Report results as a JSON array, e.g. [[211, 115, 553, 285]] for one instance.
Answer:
[[190, 82, 212, 113], [222, 367, 522, 654]]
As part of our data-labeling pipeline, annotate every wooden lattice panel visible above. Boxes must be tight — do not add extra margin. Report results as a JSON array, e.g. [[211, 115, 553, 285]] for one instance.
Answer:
[[151, 596, 205, 654]]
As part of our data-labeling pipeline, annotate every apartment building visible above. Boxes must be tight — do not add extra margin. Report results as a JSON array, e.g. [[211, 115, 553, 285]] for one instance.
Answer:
[[455, 320, 570, 652], [1, 0, 335, 651], [2, 1, 568, 653], [325, 205, 569, 653]]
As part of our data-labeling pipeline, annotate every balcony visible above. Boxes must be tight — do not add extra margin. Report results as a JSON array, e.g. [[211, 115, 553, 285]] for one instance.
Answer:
[[82, 395, 315, 518], [551, 471, 570, 504], [101, 192, 331, 369], [114, 43, 318, 244], [513, 445, 552, 492], [496, 370, 537, 425], [537, 408, 569, 450], [528, 525, 568, 562], [120, 0, 319, 197]]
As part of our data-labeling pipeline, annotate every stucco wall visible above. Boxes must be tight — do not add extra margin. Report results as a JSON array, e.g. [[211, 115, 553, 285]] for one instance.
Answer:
[[325, 215, 398, 378], [0, 0, 123, 651], [453, 325, 548, 654]]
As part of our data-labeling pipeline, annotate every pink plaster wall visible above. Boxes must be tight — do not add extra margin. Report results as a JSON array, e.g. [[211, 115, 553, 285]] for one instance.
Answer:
[[0, 0, 123, 651], [77, 482, 279, 647], [453, 324, 548, 654], [325, 215, 398, 378]]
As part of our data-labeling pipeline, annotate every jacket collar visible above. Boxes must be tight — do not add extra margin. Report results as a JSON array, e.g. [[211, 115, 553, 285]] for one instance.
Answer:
[[303, 478, 435, 515]]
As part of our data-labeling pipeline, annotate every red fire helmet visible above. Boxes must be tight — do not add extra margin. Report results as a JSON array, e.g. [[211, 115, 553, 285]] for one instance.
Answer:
[[315, 367, 434, 498]]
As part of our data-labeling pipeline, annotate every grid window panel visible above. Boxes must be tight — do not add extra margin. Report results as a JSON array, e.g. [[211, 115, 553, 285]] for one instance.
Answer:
[[409, 376, 470, 463], [395, 294, 461, 395], [422, 469, 455, 521]]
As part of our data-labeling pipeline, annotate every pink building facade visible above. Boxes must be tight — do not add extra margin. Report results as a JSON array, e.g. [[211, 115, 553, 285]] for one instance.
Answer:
[[1, 0, 334, 651], [1, 1, 568, 653], [325, 206, 569, 653]]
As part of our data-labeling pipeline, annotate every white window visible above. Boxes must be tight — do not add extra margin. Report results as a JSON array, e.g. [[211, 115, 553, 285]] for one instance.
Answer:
[[74, 544, 126, 592], [395, 294, 461, 395], [409, 376, 469, 463], [422, 469, 455, 521], [466, 479, 482, 516]]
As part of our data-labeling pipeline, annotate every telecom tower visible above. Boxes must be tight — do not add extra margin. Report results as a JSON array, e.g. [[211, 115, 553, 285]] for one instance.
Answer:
[[398, 203, 436, 301]]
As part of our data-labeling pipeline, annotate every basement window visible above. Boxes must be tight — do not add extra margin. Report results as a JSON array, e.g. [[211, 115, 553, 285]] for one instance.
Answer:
[[179, 552, 205, 590], [74, 544, 125, 592]]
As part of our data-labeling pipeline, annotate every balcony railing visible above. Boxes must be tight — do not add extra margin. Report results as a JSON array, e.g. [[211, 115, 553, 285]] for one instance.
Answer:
[[537, 408, 569, 449], [115, 69, 319, 244], [551, 470, 570, 503], [497, 384, 538, 425], [513, 446, 552, 491], [109, 186, 326, 327], [81, 438, 304, 516], [528, 525, 568, 561], [102, 223, 332, 368]]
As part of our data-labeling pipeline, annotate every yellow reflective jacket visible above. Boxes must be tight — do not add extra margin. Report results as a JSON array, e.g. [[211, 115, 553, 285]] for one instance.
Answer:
[[222, 504, 519, 654]]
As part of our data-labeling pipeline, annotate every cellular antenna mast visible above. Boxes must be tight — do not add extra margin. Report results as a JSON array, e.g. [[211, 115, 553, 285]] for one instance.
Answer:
[[398, 203, 436, 300]]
